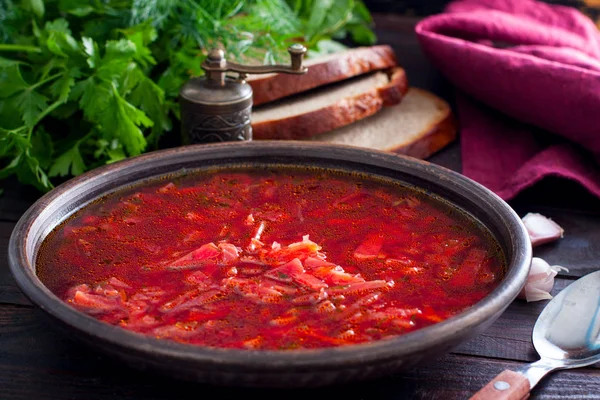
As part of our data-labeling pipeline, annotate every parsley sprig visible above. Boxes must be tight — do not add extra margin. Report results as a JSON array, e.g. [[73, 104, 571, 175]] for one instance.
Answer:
[[0, 0, 375, 191]]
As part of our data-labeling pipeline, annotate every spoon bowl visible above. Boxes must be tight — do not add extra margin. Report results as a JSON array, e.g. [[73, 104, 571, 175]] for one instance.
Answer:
[[533, 270, 600, 363], [472, 270, 600, 399]]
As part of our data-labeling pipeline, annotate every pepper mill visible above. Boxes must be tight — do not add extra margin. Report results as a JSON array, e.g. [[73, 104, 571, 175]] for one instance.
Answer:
[[179, 44, 308, 144]]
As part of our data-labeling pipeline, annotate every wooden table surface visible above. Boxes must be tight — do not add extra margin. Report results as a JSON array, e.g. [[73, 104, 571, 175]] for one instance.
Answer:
[[1, 14, 600, 400]]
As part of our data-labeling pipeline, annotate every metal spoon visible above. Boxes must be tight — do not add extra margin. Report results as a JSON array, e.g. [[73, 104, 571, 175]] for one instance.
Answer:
[[471, 270, 600, 399]]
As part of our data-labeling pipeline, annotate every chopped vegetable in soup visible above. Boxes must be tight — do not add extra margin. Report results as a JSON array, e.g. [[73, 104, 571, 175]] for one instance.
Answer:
[[37, 166, 505, 350]]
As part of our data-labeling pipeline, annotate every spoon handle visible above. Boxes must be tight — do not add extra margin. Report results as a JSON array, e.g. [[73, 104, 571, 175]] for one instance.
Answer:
[[469, 370, 530, 400]]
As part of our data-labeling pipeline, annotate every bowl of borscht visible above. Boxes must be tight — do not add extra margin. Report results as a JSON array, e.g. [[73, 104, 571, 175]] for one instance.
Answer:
[[8, 141, 531, 387]]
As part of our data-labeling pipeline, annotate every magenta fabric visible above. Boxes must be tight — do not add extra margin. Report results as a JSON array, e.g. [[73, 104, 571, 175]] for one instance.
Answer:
[[415, 0, 600, 200]]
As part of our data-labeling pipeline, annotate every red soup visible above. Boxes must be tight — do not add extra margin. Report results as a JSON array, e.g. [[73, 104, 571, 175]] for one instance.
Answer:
[[37, 166, 505, 350]]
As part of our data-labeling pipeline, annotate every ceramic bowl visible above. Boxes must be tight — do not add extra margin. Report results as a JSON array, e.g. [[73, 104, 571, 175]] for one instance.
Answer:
[[8, 141, 531, 387]]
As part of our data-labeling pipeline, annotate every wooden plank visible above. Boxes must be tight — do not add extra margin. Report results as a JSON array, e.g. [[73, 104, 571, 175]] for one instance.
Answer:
[[0, 310, 599, 400], [0, 178, 39, 223], [0, 221, 31, 306], [395, 355, 600, 400]]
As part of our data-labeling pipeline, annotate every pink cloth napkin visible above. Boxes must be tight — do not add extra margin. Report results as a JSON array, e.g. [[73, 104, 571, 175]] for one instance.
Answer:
[[415, 0, 600, 200]]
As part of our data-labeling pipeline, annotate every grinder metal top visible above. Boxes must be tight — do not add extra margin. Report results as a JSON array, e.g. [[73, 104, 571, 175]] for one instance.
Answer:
[[179, 44, 308, 144]]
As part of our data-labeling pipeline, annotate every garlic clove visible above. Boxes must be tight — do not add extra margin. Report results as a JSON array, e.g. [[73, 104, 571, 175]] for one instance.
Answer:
[[523, 286, 554, 302], [522, 213, 564, 247], [518, 257, 568, 302]]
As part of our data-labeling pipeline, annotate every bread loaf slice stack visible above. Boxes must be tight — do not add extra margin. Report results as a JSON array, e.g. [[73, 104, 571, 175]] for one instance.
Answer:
[[249, 45, 457, 159], [249, 45, 399, 106]]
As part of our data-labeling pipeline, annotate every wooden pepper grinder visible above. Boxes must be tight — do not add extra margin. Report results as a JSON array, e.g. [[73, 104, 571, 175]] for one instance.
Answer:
[[179, 44, 308, 144]]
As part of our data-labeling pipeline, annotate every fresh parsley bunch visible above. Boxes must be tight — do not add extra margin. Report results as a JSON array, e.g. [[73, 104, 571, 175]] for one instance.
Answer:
[[0, 0, 375, 192]]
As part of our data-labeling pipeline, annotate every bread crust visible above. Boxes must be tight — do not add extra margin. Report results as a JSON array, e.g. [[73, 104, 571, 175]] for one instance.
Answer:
[[387, 89, 458, 159], [252, 67, 409, 140], [250, 45, 398, 106]]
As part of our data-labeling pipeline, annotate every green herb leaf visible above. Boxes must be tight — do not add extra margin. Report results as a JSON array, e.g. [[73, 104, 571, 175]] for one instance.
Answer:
[[119, 22, 158, 68], [0, 65, 29, 99], [0, 151, 23, 179], [0, 57, 27, 68], [117, 63, 144, 96], [129, 76, 169, 146], [96, 39, 137, 82], [353, 1, 372, 24], [0, 144, 53, 192], [103, 39, 137, 64], [0, 0, 376, 192], [0, 98, 24, 130], [49, 144, 85, 177], [70, 76, 94, 102], [30, 128, 53, 169], [106, 145, 126, 164], [50, 68, 79, 103], [82, 37, 100, 68], [309, 39, 347, 57], [93, 137, 127, 164], [306, 0, 335, 38], [16, 88, 48, 128], [0, 126, 27, 159], [76, 78, 151, 156], [24, 0, 45, 18], [44, 19, 81, 58], [19, 150, 53, 191], [348, 23, 377, 45], [126, 31, 156, 68], [103, 85, 152, 155], [59, 0, 94, 17]]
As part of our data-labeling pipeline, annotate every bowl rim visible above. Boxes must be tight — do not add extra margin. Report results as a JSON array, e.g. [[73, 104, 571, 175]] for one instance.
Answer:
[[8, 141, 532, 371]]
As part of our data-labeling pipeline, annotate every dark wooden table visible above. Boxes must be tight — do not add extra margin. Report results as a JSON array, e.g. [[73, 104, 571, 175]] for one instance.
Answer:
[[1, 14, 600, 400]]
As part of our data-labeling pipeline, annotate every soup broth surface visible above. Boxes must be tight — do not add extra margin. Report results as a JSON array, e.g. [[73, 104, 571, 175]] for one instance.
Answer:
[[37, 166, 505, 350]]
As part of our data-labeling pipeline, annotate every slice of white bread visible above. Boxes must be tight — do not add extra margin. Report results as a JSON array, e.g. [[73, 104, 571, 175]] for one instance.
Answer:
[[308, 88, 457, 159], [251, 67, 408, 140], [248, 45, 398, 106]]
